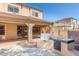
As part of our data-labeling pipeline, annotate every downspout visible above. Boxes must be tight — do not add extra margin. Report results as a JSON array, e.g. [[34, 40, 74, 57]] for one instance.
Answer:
[[20, 4, 22, 15], [29, 7, 31, 16]]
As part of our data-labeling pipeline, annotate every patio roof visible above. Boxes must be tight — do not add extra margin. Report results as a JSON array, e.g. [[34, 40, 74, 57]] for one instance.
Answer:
[[0, 12, 52, 25]]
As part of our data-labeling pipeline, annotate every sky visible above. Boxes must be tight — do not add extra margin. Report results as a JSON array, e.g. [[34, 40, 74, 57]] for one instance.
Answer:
[[23, 3, 79, 22]]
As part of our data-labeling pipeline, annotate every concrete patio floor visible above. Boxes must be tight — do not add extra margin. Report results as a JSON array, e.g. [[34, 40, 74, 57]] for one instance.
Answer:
[[0, 39, 79, 56], [0, 39, 54, 52], [0, 39, 27, 49]]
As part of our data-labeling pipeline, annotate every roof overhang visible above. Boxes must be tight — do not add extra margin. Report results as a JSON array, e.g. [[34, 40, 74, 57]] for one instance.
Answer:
[[55, 17, 77, 23], [54, 23, 72, 27], [0, 12, 52, 26]]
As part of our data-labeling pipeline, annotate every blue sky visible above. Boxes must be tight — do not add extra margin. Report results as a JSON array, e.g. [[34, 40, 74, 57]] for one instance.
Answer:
[[23, 3, 79, 22]]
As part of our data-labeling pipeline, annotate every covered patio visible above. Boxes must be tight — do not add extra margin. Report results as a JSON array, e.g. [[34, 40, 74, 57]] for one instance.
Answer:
[[0, 12, 52, 42]]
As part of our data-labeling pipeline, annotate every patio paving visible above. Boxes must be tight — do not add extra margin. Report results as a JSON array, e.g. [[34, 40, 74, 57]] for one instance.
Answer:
[[0, 39, 62, 56], [0, 39, 27, 48]]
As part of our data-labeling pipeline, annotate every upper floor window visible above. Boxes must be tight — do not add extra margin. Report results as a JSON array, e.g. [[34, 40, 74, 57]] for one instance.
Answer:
[[32, 12, 39, 17], [8, 5, 19, 13]]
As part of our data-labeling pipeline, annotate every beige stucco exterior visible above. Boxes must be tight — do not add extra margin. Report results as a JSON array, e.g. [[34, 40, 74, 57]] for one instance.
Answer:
[[53, 18, 77, 30], [52, 29, 68, 38], [61, 42, 75, 56], [0, 3, 78, 56], [0, 23, 17, 40], [5, 23, 17, 40], [0, 3, 51, 41], [51, 18, 79, 39], [0, 3, 43, 19]]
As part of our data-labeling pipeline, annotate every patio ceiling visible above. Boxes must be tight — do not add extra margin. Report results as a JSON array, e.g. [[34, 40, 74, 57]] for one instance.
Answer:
[[0, 12, 52, 25]]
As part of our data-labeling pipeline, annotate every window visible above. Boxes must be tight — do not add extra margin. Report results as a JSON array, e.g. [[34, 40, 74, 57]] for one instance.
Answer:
[[32, 12, 39, 17], [8, 5, 19, 13], [0, 26, 5, 35], [72, 19, 76, 24]]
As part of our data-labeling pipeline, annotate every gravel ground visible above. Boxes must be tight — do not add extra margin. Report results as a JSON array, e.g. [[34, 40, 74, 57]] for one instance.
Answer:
[[0, 45, 61, 56]]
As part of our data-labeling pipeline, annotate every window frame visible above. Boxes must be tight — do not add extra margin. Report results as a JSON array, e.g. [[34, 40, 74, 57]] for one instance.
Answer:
[[0, 25, 5, 35], [32, 11, 39, 17], [8, 5, 19, 13]]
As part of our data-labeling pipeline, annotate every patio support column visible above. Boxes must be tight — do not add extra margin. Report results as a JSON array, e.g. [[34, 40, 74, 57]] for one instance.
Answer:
[[49, 25, 53, 35], [26, 23, 35, 42]]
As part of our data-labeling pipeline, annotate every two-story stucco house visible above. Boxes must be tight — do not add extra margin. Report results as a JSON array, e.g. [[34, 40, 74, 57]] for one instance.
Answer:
[[53, 17, 77, 30], [0, 3, 51, 41], [52, 17, 78, 39]]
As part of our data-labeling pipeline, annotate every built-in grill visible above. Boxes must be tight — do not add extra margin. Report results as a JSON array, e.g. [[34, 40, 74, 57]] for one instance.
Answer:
[[50, 36, 75, 55], [50, 36, 62, 52], [54, 40, 61, 51]]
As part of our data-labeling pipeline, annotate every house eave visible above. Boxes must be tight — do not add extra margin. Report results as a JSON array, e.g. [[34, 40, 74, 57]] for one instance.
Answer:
[[0, 12, 51, 25]]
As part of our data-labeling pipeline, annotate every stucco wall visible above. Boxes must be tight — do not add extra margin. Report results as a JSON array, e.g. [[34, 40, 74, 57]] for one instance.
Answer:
[[52, 29, 79, 42], [52, 29, 68, 38], [57, 19, 72, 24], [59, 30, 68, 38], [52, 29, 59, 37], [0, 3, 43, 19], [21, 6, 30, 16], [61, 42, 75, 56], [0, 3, 7, 12], [5, 23, 17, 40]]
